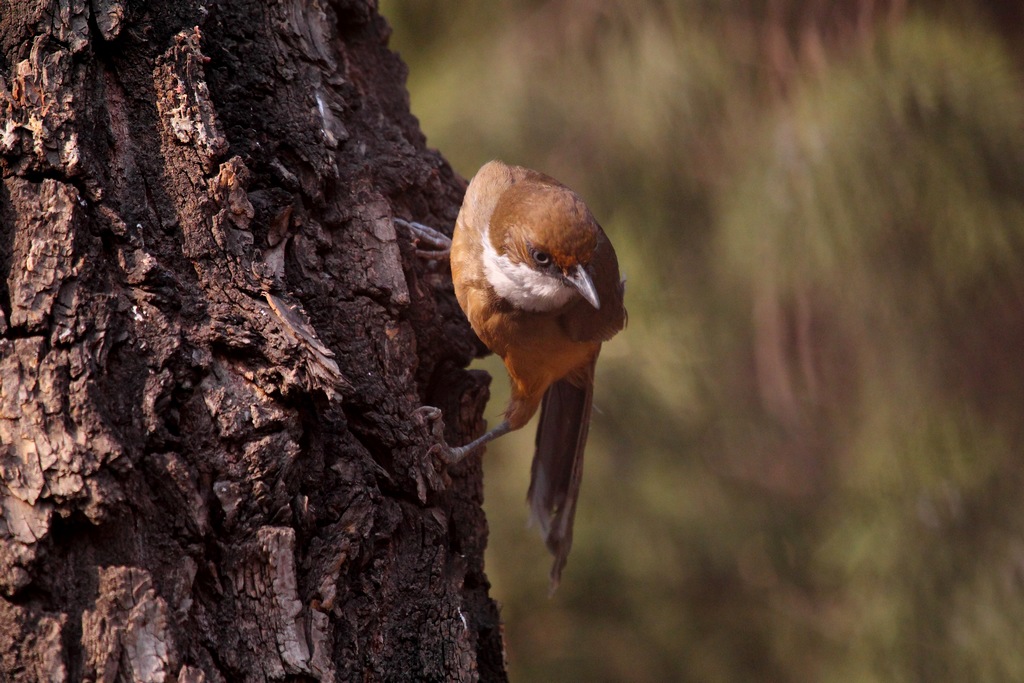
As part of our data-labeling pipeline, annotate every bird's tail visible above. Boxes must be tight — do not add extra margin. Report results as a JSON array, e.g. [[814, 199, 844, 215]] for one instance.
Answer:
[[527, 357, 596, 593]]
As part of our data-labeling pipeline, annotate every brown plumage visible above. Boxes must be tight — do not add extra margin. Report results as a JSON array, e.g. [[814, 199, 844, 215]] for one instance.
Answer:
[[448, 160, 626, 589]]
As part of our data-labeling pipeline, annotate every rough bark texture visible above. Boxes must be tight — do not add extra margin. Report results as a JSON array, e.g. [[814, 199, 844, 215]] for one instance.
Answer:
[[0, 1, 505, 681]]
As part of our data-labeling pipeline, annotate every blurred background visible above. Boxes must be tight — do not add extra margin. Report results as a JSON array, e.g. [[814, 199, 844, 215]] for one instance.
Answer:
[[379, 1, 1024, 680]]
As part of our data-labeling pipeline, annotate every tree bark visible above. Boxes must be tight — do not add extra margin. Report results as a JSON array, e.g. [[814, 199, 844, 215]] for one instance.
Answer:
[[0, 1, 505, 680]]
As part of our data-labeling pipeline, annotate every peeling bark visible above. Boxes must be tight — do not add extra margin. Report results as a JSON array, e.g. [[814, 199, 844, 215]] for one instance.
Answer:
[[1, 1, 505, 681]]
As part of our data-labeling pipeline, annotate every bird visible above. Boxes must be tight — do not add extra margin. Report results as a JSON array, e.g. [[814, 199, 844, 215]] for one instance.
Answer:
[[404, 160, 626, 590]]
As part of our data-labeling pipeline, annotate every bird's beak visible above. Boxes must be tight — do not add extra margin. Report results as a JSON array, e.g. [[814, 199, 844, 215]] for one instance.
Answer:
[[566, 264, 601, 310]]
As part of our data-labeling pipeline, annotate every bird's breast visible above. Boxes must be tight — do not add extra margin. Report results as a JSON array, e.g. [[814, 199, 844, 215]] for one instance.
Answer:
[[461, 287, 600, 385]]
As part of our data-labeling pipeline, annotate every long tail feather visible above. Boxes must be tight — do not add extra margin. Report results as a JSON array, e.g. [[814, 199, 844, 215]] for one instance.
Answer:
[[527, 358, 596, 592]]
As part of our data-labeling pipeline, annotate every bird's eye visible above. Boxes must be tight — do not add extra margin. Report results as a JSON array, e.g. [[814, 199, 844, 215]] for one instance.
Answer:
[[531, 249, 551, 266]]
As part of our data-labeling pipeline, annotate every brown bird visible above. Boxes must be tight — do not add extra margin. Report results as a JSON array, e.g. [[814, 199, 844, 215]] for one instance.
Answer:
[[407, 160, 626, 589]]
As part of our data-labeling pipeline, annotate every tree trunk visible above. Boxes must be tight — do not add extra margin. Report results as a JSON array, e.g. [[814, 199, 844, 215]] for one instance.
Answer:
[[0, 1, 505, 680]]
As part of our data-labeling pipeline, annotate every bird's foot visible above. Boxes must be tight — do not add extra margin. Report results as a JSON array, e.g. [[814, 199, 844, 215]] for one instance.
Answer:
[[414, 406, 513, 468], [411, 405, 452, 502], [394, 218, 452, 260], [413, 405, 471, 466]]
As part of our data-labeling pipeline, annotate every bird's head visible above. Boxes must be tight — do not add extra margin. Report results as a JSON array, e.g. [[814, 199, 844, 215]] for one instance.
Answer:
[[483, 180, 602, 313]]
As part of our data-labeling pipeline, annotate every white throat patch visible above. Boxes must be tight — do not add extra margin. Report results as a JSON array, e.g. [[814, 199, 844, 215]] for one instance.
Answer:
[[481, 227, 575, 312]]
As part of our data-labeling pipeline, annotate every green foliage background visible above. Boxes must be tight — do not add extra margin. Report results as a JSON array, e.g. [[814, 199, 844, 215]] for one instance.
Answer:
[[380, 2, 1024, 680]]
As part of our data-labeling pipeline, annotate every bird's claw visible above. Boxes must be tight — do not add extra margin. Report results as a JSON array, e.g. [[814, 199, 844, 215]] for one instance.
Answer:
[[412, 405, 467, 466], [394, 218, 452, 259], [410, 406, 450, 501], [413, 404, 444, 438], [413, 406, 451, 461]]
